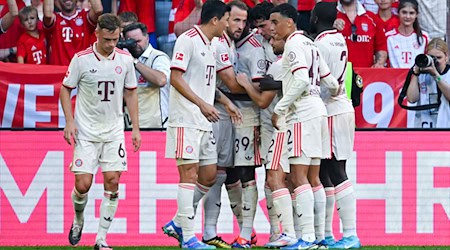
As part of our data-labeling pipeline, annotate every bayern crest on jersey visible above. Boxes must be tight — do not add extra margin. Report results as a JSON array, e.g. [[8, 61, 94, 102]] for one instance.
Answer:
[[361, 23, 368, 32], [75, 17, 83, 26], [115, 66, 123, 74]]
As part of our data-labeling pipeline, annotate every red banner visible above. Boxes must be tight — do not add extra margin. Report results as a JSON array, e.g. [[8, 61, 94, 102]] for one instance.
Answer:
[[0, 131, 449, 246], [354, 68, 410, 128], [0, 62, 422, 128]]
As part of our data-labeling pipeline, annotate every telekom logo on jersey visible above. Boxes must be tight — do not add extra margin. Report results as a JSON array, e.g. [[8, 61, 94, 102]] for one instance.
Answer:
[[0, 131, 449, 246]]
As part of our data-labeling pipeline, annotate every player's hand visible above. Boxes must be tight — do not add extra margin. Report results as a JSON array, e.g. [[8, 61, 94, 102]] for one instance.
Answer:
[[333, 18, 345, 31], [271, 113, 279, 130], [132, 129, 141, 152], [225, 102, 243, 125], [63, 121, 78, 145], [236, 73, 250, 87], [200, 102, 220, 123]]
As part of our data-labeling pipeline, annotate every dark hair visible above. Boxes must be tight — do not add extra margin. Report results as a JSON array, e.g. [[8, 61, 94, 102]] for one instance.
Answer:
[[398, 0, 423, 46], [118, 11, 138, 24], [270, 3, 298, 24], [313, 2, 337, 26], [249, 1, 274, 22], [200, 0, 231, 25], [97, 13, 121, 32], [18, 6, 38, 24], [122, 22, 148, 37]]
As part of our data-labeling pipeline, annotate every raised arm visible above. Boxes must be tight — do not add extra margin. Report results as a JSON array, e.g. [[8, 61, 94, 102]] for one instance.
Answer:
[[88, 0, 103, 24], [0, 0, 18, 33], [43, 0, 55, 27]]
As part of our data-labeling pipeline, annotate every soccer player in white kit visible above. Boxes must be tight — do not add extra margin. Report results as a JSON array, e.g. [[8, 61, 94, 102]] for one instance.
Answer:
[[162, 1, 232, 249], [60, 13, 141, 250], [310, 2, 361, 249], [269, 4, 340, 249], [200, 1, 249, 248]]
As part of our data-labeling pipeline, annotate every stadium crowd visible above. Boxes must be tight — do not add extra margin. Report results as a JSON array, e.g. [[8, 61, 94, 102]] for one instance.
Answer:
[[0, 0, 449, 249]]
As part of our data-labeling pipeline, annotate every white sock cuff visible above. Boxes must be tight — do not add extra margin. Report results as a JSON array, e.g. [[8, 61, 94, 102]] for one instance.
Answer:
[[324, 187, 335, 197], [242, 180, 256, 188], [104, 190, 119, 201], [272, 188, 290, 200], [196, 182, 211, 195], [335, 180, 354, 200], [179, 183, 196, 190], [312, 185, 324, 193], [226, 180, 241, 190], [294, 184, 312, 196], [72, 188, 87, 198]]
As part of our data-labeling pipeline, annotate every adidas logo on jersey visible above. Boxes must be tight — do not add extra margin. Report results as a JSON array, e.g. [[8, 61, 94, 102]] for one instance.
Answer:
[[31, 45, 37, 51], [245, 155, 253, 161], [90, 69, 97, 73], [60, 20, 67, 25]]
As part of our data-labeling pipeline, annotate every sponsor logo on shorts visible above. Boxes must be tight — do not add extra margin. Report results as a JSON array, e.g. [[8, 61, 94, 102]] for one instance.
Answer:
[[186, 146, 194, 154], [74, 159, 83, 167]]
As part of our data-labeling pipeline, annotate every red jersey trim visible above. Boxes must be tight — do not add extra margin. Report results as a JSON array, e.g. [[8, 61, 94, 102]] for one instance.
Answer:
[[193, 26, 208, 45], [186, 28, 197, 37], [125, 86, 137, 90], [320, 72, 331, 78], [292, 66, 307, 73], [237, 34, 261, 48], [170, 66, 186, 72], [287, 31, 304, 41], [76, 47, 93, 57], [217, 65, 232, 73], [315, 29, 339, 41]]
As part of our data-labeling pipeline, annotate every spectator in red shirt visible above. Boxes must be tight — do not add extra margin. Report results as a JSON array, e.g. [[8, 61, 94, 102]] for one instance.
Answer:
[[0, 0, 18, 35], [296, 0, 315, 32], [335, 0, 387, 68], [173, 0, 204, 37], [17, 6, 47, 64], [375, 0, 399, 32], [115, 0, 157, 48], [43, 0, 103, 65], [0, 0, 22, 61]]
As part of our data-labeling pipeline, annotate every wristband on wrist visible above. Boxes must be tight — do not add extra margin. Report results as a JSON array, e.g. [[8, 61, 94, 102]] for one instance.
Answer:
[[435, 75, 442, 82], [133, 58, 139, 65]]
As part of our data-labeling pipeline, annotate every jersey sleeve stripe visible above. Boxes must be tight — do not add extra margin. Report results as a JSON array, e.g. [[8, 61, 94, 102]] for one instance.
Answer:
[[252, 76, 264, 82], [217, 65, 232, 73], [170, 66, 186, 72], [125, 86, 137, 90], [292, 66, 307, 73], [62, 83, 76, 89], [320, 72, 331, 78]]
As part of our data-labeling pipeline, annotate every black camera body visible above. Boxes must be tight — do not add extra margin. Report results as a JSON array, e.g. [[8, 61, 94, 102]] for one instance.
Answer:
[[117, 38, 137, 50], [415, 54, 439, 68]]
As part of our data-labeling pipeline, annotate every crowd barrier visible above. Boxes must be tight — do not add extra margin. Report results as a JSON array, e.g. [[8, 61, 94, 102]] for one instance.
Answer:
[[0, 131, 449, 246], [0, 62, 417, 129]]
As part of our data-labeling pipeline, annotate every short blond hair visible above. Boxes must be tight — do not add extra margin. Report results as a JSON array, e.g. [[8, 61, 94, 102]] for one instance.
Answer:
[[427, 38, 449, 56]]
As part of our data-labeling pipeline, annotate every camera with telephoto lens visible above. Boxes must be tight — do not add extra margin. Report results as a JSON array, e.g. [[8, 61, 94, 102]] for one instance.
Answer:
[[415, 54, 439, 68], [116, 38, 137, 50]]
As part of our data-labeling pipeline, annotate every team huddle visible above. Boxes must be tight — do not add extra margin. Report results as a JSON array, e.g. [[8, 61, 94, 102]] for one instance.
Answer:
[[162, 1, 359, 249], [61, 0, 359, 250]]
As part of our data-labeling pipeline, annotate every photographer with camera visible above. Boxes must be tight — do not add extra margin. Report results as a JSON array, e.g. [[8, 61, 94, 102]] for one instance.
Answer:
[[406, 38, 450, 128], [122, 22, 171, 129]]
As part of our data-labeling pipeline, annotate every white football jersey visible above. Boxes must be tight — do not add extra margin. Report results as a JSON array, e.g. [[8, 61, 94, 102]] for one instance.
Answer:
[[63, 44, 137, 141], [214, 32, 237, 93], [274, 31, 331, 123], [168, 26, 217, 131], [235, 33, 266, 126], [315, 29, 354, 116], [386, 29, 429, 68]]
